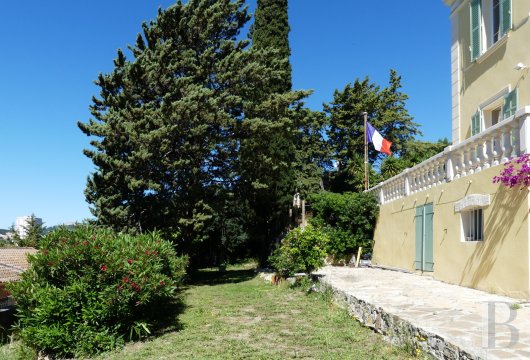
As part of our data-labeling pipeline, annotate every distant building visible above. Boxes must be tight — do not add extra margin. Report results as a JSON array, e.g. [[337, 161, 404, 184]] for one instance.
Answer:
[[15, 216, 43, 239]]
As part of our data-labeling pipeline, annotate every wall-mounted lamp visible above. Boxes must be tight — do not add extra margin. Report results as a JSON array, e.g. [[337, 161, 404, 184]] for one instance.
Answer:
[[515, 62, 529, 70]]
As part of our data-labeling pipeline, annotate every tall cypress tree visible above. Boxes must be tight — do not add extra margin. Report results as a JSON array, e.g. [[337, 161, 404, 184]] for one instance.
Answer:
[[251, 0, 292, 92]]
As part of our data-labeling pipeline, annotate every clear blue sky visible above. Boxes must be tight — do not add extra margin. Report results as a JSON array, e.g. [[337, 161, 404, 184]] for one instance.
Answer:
[[0, 1, 450, 228]]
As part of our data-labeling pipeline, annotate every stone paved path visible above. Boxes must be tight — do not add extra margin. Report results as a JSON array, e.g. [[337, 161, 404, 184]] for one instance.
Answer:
[[315, 266, 530, 360]]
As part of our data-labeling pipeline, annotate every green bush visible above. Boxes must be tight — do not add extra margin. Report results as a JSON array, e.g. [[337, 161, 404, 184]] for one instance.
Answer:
[[8, 226, 187, 358], [309, 191, 379, 260], [269, 225, 329, 278]]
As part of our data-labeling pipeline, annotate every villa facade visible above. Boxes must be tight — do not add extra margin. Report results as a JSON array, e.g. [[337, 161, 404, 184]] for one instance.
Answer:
[[371, 0, 530, 298]]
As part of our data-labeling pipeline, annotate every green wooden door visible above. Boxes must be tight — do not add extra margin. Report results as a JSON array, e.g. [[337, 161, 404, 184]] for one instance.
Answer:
[[415, 204, 434, 272]]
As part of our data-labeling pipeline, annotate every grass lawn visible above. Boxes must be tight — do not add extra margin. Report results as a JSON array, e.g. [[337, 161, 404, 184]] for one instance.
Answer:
[[1, 264, 431, 359]]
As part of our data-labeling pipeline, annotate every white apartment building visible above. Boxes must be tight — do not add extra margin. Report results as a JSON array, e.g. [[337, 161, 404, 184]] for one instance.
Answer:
[[15, 216, 43, 239]]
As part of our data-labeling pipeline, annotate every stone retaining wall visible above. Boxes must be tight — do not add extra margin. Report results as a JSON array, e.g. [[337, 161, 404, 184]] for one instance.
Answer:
[[317, 276, 480, 360]]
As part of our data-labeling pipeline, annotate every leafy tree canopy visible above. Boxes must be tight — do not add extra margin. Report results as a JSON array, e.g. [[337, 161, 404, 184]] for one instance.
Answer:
[[323, 70, 420, 192]]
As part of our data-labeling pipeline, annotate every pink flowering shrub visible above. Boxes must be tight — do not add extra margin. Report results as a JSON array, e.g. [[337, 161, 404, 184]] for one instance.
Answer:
[[493, 153, 530, 188], [8, 226, 187, 358]]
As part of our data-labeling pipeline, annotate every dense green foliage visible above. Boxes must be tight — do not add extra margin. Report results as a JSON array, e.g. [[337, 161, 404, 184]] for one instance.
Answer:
[[269, 225, 329, 277], [380, 138, 450, 181], [8, 226, 187, 358], [309, 192, 379, 260], [78, 0, 309, 265], [251, 0, 291, 92], [324, 70, 419, 192], [78, 0, 423, 267]]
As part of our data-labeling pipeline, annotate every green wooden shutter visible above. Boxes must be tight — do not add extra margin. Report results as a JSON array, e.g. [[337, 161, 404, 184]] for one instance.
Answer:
[[501, 0, 512, 36], [415, 206, 423, 270], [471, 111, 481, 136], [470, 0, 482, 61], [503, 89, 518, 119], [423, 204, 434, 272]]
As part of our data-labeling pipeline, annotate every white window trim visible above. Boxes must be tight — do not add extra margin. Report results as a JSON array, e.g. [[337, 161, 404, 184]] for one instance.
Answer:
[[455, 194, 489, 243], [478, 85, 511, 110], [461, 208, 485, 242], [476, 32, 509, 64]]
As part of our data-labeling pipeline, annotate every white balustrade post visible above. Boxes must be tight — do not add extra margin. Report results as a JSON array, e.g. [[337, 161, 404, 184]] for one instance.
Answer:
[[502, 127, 511, 163], [519, 114, 530, 154], [404, 169, 411, 196], [474, 140, 482, 173], [493, 129, 502, 166], [512, 119, 521, 157], [483, 135, 492, 169], [445, 146, 454, 182], [379, 188, 384, 204], [462, 148, 469, 176]]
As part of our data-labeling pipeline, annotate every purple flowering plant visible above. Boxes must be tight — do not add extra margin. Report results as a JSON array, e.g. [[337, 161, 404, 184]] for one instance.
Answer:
[[493, 153, 530, 188]]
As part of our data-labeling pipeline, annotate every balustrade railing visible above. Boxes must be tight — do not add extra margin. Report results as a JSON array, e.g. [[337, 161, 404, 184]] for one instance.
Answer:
[[370, 107, 530, 204]]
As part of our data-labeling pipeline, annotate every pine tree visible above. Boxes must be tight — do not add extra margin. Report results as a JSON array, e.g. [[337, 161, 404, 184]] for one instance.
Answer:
[[19, 215, 45, 248], [251, 0, 292, 92], [324, 70, 420, 192], [79, 0, 307, 261]]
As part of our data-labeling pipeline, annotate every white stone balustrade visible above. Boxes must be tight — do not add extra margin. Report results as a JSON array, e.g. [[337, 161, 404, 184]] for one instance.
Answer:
[[370, 107, 530, 204]]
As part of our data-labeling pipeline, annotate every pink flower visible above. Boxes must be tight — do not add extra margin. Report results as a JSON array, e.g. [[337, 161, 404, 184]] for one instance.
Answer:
[[128, 259, 133, 264], [100, 264, 107, 272]]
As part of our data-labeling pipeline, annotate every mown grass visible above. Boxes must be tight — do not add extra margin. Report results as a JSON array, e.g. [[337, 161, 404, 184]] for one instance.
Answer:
[[1, 264, 431, 359]]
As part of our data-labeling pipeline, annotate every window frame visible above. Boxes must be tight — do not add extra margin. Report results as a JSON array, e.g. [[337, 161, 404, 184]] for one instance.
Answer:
[[469, 0, 511, 62], [462, 207, 484, 242]]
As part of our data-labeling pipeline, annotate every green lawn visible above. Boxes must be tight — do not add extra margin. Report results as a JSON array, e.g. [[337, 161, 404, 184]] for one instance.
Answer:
[[1, 265, 430, 359]]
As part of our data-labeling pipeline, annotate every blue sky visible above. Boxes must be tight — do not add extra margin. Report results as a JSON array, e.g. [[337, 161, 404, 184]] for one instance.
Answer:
[[0, 1, 450, 228]]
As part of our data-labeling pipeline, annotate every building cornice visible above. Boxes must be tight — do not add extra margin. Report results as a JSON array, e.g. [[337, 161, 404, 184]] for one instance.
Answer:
[[444, 0, 467, 16]]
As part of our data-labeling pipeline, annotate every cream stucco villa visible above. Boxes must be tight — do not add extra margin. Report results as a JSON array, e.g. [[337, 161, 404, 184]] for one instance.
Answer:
[[371, 0, 530, 298]]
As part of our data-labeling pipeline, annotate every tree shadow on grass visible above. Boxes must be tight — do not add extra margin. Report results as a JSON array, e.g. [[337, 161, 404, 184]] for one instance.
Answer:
[[140, 295, 187, 337], [188, 268, 256, 286]]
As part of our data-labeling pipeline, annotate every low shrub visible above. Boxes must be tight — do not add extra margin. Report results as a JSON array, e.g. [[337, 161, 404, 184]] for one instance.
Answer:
[[8, 225, 187, 358], [309, 191, 379, 261], [269, 225, 329, 278]]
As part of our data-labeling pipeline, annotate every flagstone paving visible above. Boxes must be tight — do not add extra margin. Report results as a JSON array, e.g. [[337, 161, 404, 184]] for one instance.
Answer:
[[315, 266, 530, 360]]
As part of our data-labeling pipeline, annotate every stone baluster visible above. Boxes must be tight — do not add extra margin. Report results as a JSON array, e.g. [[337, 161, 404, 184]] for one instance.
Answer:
[[483, 134, 493, 169], [502, 126, 513, 163], [437, 159, 445, 185], [419, 167, 427, 191], [445, 151, 454, 182], [404, 170, 411, 196], [453, 150, 462, 179], [511, 119, 521, 157], [462, 148, 469, 176], [379, 188, 384, 204], [493, 129, 502, 166], [474, 137, 484, 173]]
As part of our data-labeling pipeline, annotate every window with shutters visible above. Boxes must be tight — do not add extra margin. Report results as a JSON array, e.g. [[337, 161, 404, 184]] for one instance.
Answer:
[[502, 89, 517, 119], [470, 0, 511, 62], [462, 208, 484, 242], [471, 111, 482, 136], [472, 87, 517, 137]]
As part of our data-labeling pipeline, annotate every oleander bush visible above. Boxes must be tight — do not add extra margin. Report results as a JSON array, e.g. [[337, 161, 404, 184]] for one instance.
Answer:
[[269, 225, 329, 278], [309, 191, 379, 261], [8, 225, 187, 358]]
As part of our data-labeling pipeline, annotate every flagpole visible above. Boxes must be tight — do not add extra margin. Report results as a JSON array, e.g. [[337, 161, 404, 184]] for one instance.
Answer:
[[363, 111, 368, 191]]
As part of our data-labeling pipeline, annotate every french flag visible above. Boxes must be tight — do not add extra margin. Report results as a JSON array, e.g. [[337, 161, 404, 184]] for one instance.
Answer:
[[367, 122, 392, 156]]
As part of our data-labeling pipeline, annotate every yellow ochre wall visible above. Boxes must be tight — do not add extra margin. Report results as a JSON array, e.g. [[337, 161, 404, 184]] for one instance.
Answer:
[[455, 1, 530, 142], [372, 165, 530, 299]]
